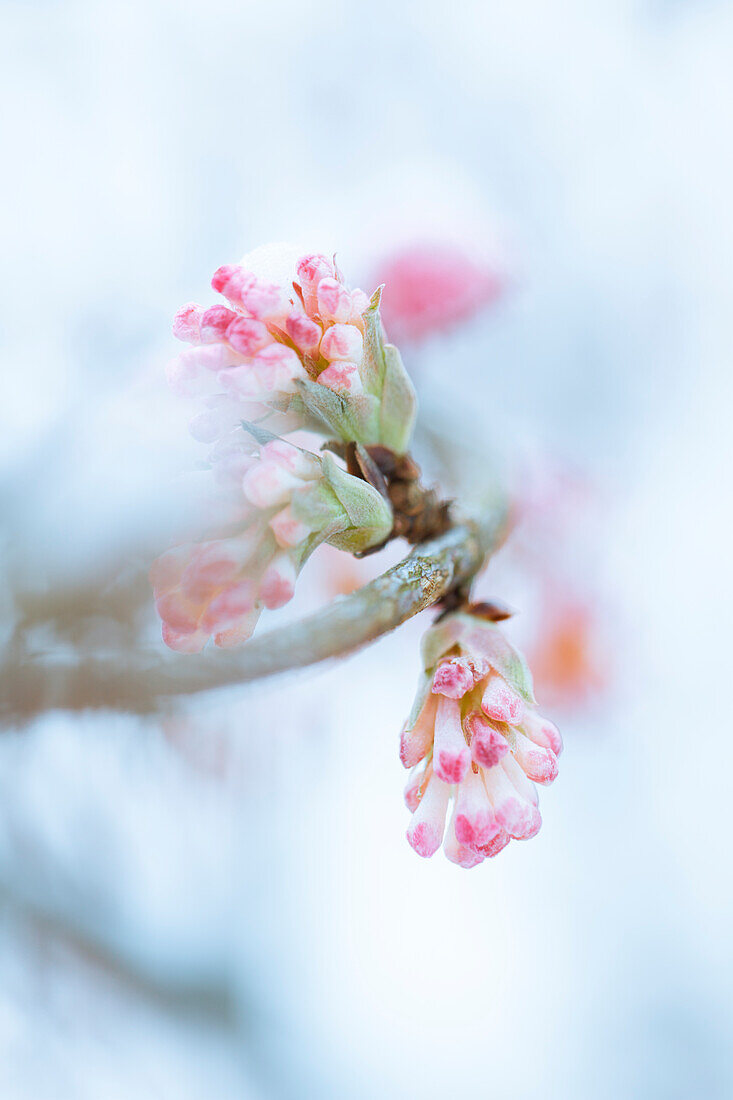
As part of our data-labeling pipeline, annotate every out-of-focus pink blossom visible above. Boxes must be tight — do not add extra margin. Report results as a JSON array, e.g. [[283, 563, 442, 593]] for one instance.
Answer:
[[374, 241, 503, 345], [400, 616, 561, 867]]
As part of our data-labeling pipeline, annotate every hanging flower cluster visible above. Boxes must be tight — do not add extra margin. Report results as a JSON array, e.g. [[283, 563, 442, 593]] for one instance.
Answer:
[[401, 612, 562, 867], [153, 244, 417, 652]]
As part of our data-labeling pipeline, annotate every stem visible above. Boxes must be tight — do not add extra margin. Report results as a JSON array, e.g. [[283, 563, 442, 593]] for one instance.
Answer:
[[1, 501, 509, 719]]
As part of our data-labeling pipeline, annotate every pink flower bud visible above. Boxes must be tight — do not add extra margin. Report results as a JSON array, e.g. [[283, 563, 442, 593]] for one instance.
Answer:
[[454, 767, 499, 850], [481, 673, 525, 725], [200, 305, 238, 343], [317, 277, 352, 323], [349, 289, 370, 325], [172, 303, 204, 343], [155, 590, 201, 635], [432, 657, 475, 699], [260, 439, 320, 479], [241, 277, 288, 323], [522, 712, 563, 757], [399, 693, 438, 768], [319, 323, 363, 363], [225, 316, 272, 356], [432, 696, 471, 784], [465, 712, 509, 769], [211, 264, 255, 309], [242, 461, 303, 509], [259, 553, 297, 609], [296, 253, 334, 291], [444, 810, 486, 868], [200, 580, 257, 633], [511, 730, 558, 785], [269, 504, 311, 548], [317, 361, 363, 395], [286, 311, 322, 353], [482, 763, 537, 840], [406, 773, 451, 858]]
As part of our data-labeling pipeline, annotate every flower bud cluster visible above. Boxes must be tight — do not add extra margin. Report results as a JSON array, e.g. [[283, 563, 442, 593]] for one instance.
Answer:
[[151, 440, 387, 652], [168, 250, 373, 406], [400, 613, 561, 867]]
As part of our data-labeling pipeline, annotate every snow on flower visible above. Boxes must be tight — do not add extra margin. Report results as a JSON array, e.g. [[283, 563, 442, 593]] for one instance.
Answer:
[[400, 612, 562, 867]]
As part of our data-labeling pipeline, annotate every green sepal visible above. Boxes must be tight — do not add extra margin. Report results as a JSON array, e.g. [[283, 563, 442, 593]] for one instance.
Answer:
[[320, 451, 393, 552], [421, 612, 536, 705], [378, 344, 418, 455], [359, 286, 387, 396]]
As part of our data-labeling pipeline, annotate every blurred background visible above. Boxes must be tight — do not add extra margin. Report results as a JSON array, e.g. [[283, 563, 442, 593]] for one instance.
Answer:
[[1, 1, 732, 1097]]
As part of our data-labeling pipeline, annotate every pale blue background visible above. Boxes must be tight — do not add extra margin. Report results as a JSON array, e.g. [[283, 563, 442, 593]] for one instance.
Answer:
[[1, 2, 732, 1097]]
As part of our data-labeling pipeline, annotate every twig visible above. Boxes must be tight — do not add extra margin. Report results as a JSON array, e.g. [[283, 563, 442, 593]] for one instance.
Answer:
[[0, 502, 509, 719]]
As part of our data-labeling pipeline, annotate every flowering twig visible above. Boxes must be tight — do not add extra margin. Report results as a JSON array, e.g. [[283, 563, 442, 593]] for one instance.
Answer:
[[1, 503, 508, 720]]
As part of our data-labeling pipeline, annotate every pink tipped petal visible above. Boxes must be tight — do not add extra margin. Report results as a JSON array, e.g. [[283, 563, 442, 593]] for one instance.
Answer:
[[172, 303, 204, 344], [286, 311, 322, 353], [454, 767, 498, 849], [523, 711, 564, 757], [319, 323, 363, 363], [317, 361, 363, 395], [432, 657, 475, 699], [212, 264, 255, 308], [465, 712, 509, 768], [259, 554, 297, 609], [296, 253, 334, 290], [317, 277, 352, 323], [199, 305, 237, 343], [481, 673, 525, 725], [399, 693, 437, 768], [225, 315, 272, 356], [512, 730, 558, 785], [480, 829, 511, 859], [444, 805, 485, 868], [406, 774, 450, 858], [432, 696, 470, 784]]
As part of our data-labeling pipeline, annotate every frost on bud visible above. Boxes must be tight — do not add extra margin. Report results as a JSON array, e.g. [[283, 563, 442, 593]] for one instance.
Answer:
[[320, 323, 364, 364], [317, 277, 352, 323], [317, 361, 363, 396], [173, 303, 204, 343], [286, 311, 322, 353], [399, 611, 561, 867]]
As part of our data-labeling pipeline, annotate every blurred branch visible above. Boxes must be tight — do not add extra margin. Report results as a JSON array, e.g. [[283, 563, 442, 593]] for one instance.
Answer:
[[1, 501, 509, 720]]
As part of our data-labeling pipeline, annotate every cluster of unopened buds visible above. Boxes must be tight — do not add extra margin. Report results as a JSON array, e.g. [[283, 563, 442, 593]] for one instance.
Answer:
[[155, 241, 563, 868], [401, 612, 562, 867], [154, 244, 415, 652]]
